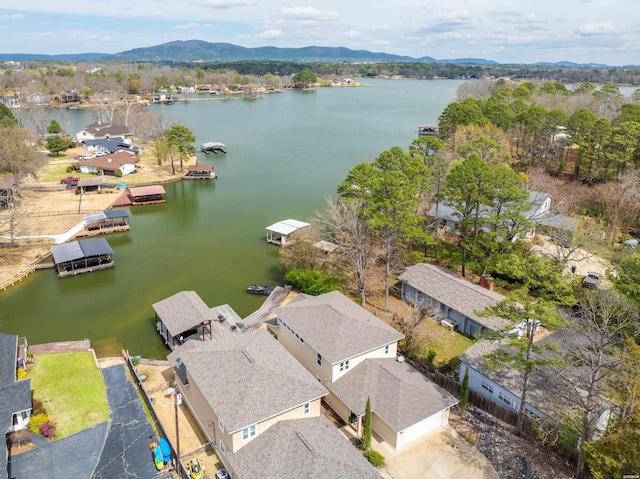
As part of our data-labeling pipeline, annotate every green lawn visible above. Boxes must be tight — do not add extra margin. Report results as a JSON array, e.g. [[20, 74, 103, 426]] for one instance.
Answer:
[[28, 351, 109, 439], [418, 319, 475, 364]]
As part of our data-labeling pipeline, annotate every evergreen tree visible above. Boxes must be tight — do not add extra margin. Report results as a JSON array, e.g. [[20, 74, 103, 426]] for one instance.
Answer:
[[362, 396, 372, 450], [459, 368, 469, 411]]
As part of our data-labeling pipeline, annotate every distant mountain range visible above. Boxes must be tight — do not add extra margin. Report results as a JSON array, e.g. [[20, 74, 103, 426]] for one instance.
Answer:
[[0, 40, 616, 67]]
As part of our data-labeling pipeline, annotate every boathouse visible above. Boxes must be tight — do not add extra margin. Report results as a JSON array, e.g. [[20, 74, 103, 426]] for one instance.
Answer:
[[51, 238, 114, 277], [152, 291, 243, 350], [183, 164, 216, 179], [418, 124, 439, 136], [82, 210, 130, 235], [201, 142, 227, 154], [128, 185, 166, 205], [75, 178, 104, 194], [266, 219, 310, 246]]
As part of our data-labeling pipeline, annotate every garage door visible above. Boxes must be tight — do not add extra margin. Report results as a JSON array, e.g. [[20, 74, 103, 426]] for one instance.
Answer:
[[398, 411, 444, 449]]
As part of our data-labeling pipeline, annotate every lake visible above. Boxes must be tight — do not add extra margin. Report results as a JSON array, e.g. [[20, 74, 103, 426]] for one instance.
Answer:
[[0, 78, 463, 359]]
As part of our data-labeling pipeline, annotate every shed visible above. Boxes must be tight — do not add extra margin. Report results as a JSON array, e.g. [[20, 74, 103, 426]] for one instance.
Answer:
[[128, 185, 166, 205], [75, 177, 104, 194], [266, 219, 310, 246], [50, 238, 114, 277]]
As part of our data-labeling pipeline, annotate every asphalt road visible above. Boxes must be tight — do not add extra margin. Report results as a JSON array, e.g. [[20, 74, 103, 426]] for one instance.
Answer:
[[8, 364, 169, 479]]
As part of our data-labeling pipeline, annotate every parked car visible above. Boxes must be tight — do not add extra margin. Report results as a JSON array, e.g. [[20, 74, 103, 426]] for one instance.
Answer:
[[60, 176, 80, 184], [582, 272, 602, 289]]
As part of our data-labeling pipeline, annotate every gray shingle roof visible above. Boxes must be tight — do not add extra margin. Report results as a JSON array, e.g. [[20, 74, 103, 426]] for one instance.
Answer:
[[273, 291, 404, 364], [326, 358, 457, 432], [398, 263, 509, 331], [167, 329, 327, 432], [153, 291, 241, 339], [226, 416, 383, 479], [0, 334, 32, 479]]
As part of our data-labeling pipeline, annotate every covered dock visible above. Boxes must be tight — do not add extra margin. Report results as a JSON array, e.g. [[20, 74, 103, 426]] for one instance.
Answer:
[[128, 185, 166, 205], [152, 291, 243, 350], [183, 164, 216, 179], [75, 178, 104, 194], [78, 210, 130, 237], [50, 238, 114, 277], [265, 219, 310, 246], [201, 142, 227, 154]]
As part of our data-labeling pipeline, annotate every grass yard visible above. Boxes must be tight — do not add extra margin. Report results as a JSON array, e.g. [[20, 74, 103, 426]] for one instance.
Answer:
[[418, 318, 475, 364], [28, 351, 109, 439]]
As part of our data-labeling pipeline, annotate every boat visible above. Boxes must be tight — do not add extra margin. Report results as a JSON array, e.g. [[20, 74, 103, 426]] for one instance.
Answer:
[[159, 437, 171, 463], [246, 284, 276, 295], [418, 124, 439, 136], [185, 458, 205, 479], [149, 441, 164, 470], [201, 142, 227, 154]]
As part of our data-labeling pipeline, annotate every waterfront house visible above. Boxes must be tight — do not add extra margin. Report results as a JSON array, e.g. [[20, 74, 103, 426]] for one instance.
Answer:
[[78, 151, 137, 177], [50, 238, 114, 277], [75, 121, 132, 142], [0, 176, 17, 210], [269, 291, 458, 451], [167, 329, 382, 479], [81, 137, 138, 156], [398, 263, 510, 338], [265, 219, 310, 246], [153, 291, 242, 350], [1, 334, 32, 479]]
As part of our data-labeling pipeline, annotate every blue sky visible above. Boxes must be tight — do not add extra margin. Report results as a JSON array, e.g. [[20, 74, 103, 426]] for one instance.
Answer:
[[0, 0, 638, 65]]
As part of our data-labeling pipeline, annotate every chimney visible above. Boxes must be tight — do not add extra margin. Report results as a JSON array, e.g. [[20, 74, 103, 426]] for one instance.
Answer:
[[479, 275, 494, 291]]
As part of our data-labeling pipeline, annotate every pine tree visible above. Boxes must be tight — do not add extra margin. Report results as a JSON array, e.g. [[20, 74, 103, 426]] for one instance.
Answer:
[[362, 396, 372, 450], [459, 369, 469, 411]]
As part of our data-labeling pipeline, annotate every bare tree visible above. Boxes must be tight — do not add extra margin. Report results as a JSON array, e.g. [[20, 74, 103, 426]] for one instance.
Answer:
[[555, 290, 640, 479], [0, 126, 47, 188], [0, 198, 32, 246], [314, 197, 374, 306]]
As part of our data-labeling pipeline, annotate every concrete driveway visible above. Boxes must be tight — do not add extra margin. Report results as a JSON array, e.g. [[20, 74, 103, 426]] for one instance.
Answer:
[[374, 427, 500, 479]]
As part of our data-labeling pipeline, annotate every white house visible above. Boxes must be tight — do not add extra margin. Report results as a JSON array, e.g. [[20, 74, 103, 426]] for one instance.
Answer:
[[269, 291, 458, 451]]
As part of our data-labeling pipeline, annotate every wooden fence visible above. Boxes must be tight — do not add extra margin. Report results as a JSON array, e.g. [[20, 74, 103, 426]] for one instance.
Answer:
[[408, 356, 580, 467]]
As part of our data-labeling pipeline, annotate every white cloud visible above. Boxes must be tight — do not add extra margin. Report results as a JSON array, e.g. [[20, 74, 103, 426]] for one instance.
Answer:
[[256, 28, 282, 39], [0, 13, 25, 20], [193, 0, 258, 9], [344, 29, 361, 40], [174, 22, 212, 30], [576, 22, 617, 36], [281, 6, 339, 22]]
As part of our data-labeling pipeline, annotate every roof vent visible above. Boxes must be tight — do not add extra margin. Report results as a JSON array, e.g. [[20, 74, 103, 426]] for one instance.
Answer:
[[218, 314, 226, 322], [397, 355, 405, 363]]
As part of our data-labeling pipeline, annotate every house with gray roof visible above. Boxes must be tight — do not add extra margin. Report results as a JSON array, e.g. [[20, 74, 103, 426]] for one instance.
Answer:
[[398, 263, 510, 337], [0, 334, 32, 479], [75, 120, 132, 142], [153, 291, 242, 350], [270, 291, 457, 451], [167, 329, 381, 479]]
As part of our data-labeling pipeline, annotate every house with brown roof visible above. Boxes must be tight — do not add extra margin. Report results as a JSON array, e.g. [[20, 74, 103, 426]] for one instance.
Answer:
[[167, 328, 381, 479], [1, 334, 32, 479], [78, 151, 137, 176], [75, 120, 132, 142], [269, 291, 458, 451]]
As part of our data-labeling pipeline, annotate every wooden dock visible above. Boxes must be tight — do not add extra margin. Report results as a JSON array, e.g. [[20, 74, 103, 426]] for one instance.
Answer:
[[57, 261, 114, 278], [0, 267, 35, 291], [29, 339, 92, 354], [75, 224, 130, 238]]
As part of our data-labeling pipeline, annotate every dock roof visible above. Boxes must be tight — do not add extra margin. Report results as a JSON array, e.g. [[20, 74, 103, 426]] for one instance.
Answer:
[[128, 185, 165, 198], [51, 238, 113, 265], [84, 210, 129, 223], [266, 219, 310, 236]]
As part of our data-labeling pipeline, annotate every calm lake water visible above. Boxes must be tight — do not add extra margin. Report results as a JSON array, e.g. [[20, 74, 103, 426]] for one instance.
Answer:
[[0, 78, 462, 358]]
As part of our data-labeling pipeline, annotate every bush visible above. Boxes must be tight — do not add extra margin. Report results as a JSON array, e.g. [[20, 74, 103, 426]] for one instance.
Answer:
[[16, 368, 27, 380], [364, 449, 385, 467], [115, 168, 123, 177], [284, 268, 342, 295], [66, 166, 73, 173], [31, 397, 46, 416], [39, 421, 56, 440], [355, 436, 368, 450], [426, 349, 437, 364], [29, 413, 49, 434]]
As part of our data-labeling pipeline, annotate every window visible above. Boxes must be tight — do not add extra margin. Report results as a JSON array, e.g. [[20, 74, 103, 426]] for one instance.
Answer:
[[299, 336, 304, 343], [498, 392, 512, 407], [316, 353, 322, 366], [303, 402, 310, 415], [219, 441, 225, 453], [242, 424, 257, 441], [384, 344, 390, 355], [481, 381, 493, 394], [218, 418, 224, 432], [340, 360, 350, 372]]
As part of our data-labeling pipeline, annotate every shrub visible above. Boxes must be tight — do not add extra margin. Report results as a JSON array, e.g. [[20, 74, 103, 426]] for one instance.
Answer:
[[16, 368, 27, 380], [426, 349, 437, 364], [39, 421, 56, 440], [355, 436, 367, 450], [31, 398, 46, 416], [115, 168, 123, 177], [29, 413, 49, 434], [284, 268, 342, 295], [66, 166, 73, 173], [364, 449, 385, 467]]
